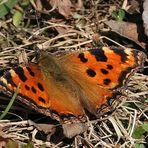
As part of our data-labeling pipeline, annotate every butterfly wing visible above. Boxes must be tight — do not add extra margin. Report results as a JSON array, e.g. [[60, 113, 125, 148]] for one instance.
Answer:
[[59, 46, 146, 116], [0, 63, 86, 123], [0, 47, 146, 123]]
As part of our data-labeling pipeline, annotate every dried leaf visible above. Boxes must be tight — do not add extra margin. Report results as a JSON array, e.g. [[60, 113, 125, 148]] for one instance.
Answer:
[[28, 120, 56, 134], [142, 0, 148, 36], [62, 123, 88, 138], [105, 20, 146, 48], [35, 0, 43, 11], [49, 0, 74, 19], [75, 0, 84, 10]]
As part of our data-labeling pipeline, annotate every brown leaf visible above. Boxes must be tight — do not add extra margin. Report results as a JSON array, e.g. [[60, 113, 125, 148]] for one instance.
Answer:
[[105, 20, 147, 48], [62, 123, 88, 138], [142, 0, 148, 36], [49, 0, 74, 19], [75, 0, 84, 11], [28, 120, 56, 134], [36, 0, 43, 11], [128, 0, 140, 13]]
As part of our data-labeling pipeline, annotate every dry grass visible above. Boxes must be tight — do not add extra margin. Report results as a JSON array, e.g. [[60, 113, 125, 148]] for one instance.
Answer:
[[0, 76, 147, 147], [0, 0, 147, 147]]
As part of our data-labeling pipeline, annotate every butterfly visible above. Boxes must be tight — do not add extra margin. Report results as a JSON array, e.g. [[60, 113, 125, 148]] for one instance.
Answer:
[[0, 46, 146, 137]]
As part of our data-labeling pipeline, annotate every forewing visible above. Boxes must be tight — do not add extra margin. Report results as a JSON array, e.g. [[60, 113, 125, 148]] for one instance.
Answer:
[[59, 46, 146, 116], [0, 64, 86, 123]]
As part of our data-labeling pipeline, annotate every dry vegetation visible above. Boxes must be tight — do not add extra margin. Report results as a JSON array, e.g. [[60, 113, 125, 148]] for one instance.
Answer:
[[0, 0, 147, 147]]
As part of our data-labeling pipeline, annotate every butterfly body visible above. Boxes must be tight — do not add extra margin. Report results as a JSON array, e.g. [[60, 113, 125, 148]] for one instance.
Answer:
[[0, 47, 146, 124]]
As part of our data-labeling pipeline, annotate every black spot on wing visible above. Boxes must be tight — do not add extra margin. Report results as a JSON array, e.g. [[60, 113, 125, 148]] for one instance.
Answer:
[[25, 85, 30, 90], [14, 67, 27, 82], [31, 86, 37, 93], [3, 72, 17, 87], [26, 67, 35, 77], [110, 47, 128, 63], [78, 53, 88, 63], [38, 83, 44, 91], [38, 97, 46, 104], [107, 64, 113, 70], [89, 48, 107, 62], [86, 68, 96, 77], [101, 69, 108, 74], [103, 78, 111, 85]]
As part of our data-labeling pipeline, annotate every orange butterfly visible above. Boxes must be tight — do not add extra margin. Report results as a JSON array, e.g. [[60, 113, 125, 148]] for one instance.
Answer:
[[0, 46, 146, 136]]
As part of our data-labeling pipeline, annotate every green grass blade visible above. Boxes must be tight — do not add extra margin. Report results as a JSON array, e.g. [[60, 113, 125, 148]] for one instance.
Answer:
[[0, 83, 20, 120]]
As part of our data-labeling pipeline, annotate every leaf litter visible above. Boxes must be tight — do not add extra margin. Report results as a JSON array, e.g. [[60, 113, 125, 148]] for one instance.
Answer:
[[0, 0, 147, 147]]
